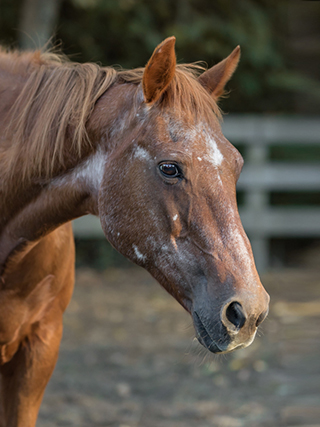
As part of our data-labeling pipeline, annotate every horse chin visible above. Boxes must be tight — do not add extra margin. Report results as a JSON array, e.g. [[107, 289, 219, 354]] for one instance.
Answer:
[[196, 335, 223, 354], [197, 334, 255, 355]]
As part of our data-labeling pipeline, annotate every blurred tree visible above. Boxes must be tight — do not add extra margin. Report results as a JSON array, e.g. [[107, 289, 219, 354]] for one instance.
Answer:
[[0, 0, 319, 113], [0, 0, 21, 46], [56, 0, 320, 114], [285, 1, 320, 113], [18, 0, 62, 49]]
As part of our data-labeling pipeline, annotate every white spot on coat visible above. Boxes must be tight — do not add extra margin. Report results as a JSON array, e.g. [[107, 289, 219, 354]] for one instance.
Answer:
[[133, 146, 151, 161], [51, 148, 106, 191], [133, 244, 146, 261], [170, 235, 178, 251]]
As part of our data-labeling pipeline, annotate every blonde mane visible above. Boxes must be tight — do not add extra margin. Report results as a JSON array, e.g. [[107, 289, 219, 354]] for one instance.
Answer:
[[0, 49, 220, 182]]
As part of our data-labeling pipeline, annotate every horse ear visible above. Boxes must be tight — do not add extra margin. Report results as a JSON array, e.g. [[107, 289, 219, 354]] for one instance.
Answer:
[[142, 36, 176, 104], [198, 46, 241, 101]]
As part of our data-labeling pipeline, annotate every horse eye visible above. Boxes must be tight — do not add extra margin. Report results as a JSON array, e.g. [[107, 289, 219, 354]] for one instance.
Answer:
[[159, 163, 181, 178]]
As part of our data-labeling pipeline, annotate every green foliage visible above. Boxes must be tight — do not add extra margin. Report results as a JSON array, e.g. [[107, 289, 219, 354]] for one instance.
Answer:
[[0, 0, 22, 46], [57, 0, 320, 113], [1, 0, 319, 113]]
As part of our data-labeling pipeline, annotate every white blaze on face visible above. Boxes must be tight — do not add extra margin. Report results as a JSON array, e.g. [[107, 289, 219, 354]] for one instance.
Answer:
[[205, 133, 224, 167], [194, 124, 224, 167], [165, 117, 224, 168], [166, 117, 253, 278]]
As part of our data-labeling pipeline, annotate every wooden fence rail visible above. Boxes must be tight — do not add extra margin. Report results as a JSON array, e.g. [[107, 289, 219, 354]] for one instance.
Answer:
[[73, 115, 320, 272]]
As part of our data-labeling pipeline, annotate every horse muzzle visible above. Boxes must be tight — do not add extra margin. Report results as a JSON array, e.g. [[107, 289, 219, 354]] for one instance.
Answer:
[[192, 292, 270, 354]]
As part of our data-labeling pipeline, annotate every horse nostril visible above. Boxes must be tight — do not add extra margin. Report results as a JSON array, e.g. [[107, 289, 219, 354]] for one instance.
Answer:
[[225, 301, 246, 329], [256, 308, 269, 327]]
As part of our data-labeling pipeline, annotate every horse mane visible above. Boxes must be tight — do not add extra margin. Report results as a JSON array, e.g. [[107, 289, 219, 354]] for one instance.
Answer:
[[0, 48, 221, 181]]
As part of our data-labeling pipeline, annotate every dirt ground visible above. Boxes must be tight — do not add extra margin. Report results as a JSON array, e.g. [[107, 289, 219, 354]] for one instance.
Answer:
[[38, 267, 320, 427]]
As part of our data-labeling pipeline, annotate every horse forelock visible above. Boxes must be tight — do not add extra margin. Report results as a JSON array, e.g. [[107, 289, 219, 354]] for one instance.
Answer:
[[161, 65, 222, 122]]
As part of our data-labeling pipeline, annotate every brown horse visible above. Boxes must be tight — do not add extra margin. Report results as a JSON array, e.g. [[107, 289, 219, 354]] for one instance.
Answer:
[[0, 37, 269, 426]]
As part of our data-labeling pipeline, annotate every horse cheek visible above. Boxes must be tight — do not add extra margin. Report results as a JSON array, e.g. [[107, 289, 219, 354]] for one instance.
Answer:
[[98, 163, 151, 263]]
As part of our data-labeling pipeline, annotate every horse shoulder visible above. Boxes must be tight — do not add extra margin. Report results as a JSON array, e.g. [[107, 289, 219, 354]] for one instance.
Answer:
[[0, 224, 75, 365]]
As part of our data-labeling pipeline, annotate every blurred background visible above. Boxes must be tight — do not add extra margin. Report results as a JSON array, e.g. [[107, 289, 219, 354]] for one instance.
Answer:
[[1, 1, 320, 426]]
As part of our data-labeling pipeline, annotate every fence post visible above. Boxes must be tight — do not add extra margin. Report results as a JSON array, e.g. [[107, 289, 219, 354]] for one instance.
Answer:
[[244, 141, 269, 273]]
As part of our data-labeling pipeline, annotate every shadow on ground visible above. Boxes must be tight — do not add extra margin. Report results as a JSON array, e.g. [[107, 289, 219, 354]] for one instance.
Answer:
[[39, 267, 320, 427]]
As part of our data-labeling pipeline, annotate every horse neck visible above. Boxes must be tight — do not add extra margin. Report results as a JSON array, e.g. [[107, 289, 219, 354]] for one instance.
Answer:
[[0, 127, 104, 272], [0, 148, 102, 268], [0, 78, 139, 270]]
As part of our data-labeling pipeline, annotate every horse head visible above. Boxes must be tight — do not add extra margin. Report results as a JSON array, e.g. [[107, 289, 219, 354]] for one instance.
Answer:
[[98, 37, 269, 354]]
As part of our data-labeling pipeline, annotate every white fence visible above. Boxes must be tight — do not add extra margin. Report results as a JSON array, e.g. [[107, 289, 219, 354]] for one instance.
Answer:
[[73, 115, 320, 272]]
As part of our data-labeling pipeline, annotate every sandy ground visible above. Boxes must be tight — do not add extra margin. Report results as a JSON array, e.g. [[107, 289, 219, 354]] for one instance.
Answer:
[[38, 267, 320, 427]]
